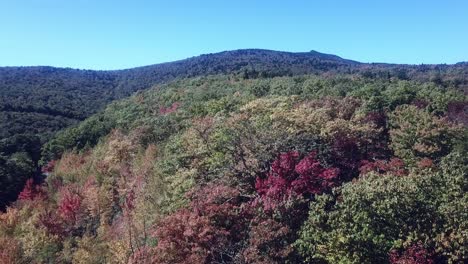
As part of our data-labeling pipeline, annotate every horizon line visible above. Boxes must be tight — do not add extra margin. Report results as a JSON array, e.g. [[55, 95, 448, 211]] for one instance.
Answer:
[[0, 48, 466, 71]]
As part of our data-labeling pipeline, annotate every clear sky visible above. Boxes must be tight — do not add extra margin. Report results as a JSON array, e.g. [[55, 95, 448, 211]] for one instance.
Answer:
[[1, 0, 467, 70]]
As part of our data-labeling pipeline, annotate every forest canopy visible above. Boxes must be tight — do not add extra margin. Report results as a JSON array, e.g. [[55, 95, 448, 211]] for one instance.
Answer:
[[1, 69, 466, 263]]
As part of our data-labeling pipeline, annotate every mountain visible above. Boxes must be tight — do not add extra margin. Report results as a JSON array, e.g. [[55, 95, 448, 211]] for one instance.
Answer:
[[1, 49, 467, 141], [0, 49, 467, 210], [0, 49, 359, 208], [0, 49, 361, 140]]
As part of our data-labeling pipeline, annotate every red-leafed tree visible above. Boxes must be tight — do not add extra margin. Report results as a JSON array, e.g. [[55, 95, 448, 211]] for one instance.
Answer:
[[0, 237, 22, 264], [57, 186, 83, 224], [41, 159, 56, 174], [188, 184, 248, 239], [243, 151, 340, 262], [255, 151, 339, 211], [389, 243, 434, 264], [38, 210, 65, 237], [447, 101, 467, 125], [417, 157, 435, 169], [242, 217, 293, 264], [329, 133, 362, 181], [411, 99, 429, 109], [153, 209, 227, 264], [18, 178, 46, 201], [241, 210, 307, 264], [152, 184, 248, 264], [359, 158, 407, 176]]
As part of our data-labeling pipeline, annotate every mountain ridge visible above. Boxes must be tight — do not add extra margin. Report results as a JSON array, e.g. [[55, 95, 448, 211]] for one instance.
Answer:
[[1, 49, 359, 71], [3, 49, 468, 71]]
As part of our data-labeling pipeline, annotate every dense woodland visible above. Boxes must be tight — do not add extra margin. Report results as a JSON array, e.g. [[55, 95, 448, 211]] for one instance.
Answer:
[[0, 50, 467, 263], [1, 70, 467, 263], [2, 49, 365, 209]]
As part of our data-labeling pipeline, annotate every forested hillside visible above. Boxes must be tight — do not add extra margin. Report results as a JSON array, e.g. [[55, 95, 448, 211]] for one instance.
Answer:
[[1, 72, 466, 263], [2, 50, 467, 143], [3, 49, 466, 210], [2, 49, 364, 209]]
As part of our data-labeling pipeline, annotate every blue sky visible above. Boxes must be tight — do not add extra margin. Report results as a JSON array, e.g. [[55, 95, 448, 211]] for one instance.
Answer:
[[0, 0, 467, 69]]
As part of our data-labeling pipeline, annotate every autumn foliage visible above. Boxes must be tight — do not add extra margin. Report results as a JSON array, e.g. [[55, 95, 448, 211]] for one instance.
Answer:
[[0, 75, 466, 263], [41, 159, 57, 174], [152, 184, 246, 263], [389, 243, 434, 264], [359, 158, 407, 176], [255, 151, 339, 211], [18, 178, 46, 201], [57, 185, 83, 224], [0, 237, 21, 264]]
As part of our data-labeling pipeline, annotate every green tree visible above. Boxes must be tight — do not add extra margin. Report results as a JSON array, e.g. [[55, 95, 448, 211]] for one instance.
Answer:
[[295, 152, 467, 263], [388, 105, 461, 164]]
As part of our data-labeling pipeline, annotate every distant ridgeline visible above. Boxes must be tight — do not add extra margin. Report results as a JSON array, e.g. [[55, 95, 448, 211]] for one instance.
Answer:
[[0, 49, 467, 210]]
